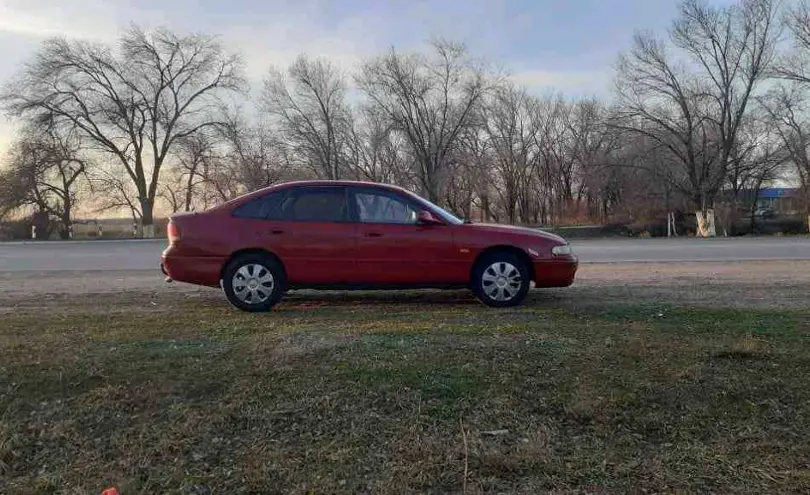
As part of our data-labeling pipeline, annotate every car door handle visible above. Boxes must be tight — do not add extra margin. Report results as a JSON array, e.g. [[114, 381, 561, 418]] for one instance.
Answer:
[[269, 229, 285, 235], [365, 232, 382, 238]]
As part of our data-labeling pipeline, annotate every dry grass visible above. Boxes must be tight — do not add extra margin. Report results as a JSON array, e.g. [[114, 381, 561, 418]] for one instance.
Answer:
[[0, 289, 809, 493]]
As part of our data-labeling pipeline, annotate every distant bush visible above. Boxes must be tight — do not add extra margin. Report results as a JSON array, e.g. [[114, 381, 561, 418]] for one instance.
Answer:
[[0, 217, 170, 241], [0, 219, 33, 240], [0, 214, 55, 240], [751, 218, 806, 235], [536, 214, 806, 238], [539, 224, 632, 239]]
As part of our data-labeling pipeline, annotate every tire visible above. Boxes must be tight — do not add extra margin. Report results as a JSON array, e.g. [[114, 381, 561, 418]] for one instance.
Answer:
[[222, 253, 286, 312], [471, 252, 531, 308]]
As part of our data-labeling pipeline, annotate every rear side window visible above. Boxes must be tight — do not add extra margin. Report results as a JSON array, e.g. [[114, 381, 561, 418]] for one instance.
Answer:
[[232, 191, 286, 219], [276, 187, 347, 222]]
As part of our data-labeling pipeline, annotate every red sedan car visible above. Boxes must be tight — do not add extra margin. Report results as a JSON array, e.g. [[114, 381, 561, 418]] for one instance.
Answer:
[[161, 180, 578, 312]]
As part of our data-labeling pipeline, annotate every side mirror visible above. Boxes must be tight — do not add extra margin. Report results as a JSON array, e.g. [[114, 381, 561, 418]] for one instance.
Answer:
[[417, 209, 444, 226]]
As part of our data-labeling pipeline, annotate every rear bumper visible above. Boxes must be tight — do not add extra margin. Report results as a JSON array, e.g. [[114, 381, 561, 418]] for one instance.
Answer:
[[161, 253, 225, 288], [533, 256, 578, 288]]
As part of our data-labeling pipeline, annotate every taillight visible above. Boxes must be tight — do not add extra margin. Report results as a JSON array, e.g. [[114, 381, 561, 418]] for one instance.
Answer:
[[168, 222, 181, 244]]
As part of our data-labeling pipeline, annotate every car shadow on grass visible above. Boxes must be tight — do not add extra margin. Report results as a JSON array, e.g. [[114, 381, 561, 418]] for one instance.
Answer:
[[275, 288, 581, 311]]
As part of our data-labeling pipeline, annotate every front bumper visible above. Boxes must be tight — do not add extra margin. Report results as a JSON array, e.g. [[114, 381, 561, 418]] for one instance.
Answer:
[[533, 255, 578, 288]]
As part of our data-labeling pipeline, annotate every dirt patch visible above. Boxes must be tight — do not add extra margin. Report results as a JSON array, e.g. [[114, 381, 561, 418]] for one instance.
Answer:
[[0, 261, 808, 315], [0, 270, 214, 314], [554, 261, 810, 310]]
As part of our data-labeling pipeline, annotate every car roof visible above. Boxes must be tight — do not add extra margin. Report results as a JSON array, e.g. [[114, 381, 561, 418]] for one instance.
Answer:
[[274, 179, 403, 189], [215, 180, 415, 209]]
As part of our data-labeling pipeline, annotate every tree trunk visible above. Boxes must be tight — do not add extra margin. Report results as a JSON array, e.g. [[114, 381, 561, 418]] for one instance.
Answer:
[[59, 199, 73, 240], [480, 194, 490, 222], [32, 210, 51, 240], [426, 180, 440, 204], [695, 209, 716, 238], [141, 199, 156, 238], [58, 218, 71, 240], [806, 188, 810, 234], [749, 202, 758, 235], [184, 172, 195, 212]]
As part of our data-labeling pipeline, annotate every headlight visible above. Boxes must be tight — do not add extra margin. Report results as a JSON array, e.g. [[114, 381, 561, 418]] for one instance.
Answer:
[[551, 244, 572, 256]]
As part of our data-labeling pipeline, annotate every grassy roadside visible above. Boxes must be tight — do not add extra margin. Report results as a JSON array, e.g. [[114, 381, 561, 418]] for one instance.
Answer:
[[1, 296, 809, 493]]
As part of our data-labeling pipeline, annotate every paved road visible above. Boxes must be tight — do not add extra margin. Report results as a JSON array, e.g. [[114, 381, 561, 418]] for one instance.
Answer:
[[0, 237, 808, 273], [572, 237, 810, 263]]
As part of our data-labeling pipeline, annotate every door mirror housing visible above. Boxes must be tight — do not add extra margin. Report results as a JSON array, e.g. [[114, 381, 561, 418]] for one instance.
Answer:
[[417, 209, 445, 226]]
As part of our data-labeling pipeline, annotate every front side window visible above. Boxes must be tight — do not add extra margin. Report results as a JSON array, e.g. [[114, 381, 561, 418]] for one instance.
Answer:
[[354, 190, 418, 224], [410, 194, 465, 225], [276, 187, 347, 222]]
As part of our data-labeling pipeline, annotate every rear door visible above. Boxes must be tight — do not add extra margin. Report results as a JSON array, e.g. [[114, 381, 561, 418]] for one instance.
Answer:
[[260, 185, 357, 285], [349, 186, 460, 285]]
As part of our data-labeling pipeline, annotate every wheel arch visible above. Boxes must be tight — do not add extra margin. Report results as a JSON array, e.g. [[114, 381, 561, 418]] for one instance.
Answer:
[[220, 248, 287, 283], [470, 245, 534, 283]]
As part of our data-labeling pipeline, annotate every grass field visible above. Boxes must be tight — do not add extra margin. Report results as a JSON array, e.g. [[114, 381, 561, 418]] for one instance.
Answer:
[[1, 286, 809, 494]]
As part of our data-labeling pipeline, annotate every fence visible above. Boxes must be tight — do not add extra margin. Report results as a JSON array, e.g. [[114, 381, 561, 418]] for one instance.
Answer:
[[0, 218, 169, 241]]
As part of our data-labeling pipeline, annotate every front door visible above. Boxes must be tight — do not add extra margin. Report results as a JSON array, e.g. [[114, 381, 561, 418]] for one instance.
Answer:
[[349, 187, 459, 285]]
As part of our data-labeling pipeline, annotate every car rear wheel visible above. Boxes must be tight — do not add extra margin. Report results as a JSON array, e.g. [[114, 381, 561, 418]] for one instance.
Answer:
[[222, 254, 286, 312], [472, 252, 530, 308]]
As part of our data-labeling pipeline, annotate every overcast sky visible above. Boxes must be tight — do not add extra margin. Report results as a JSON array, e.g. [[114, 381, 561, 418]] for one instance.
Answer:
[[0, 0, 736, 156]]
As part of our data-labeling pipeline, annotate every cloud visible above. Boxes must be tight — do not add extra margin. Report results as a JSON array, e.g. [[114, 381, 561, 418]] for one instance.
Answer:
[[0, 0, 384, 88], [222, 17, 379, 85], [509, 69, 613, 98], [0, 0, 615, 162], [0, 1, 123, 41], [0, 0, 608, 94], [0, 120, 15, 156]]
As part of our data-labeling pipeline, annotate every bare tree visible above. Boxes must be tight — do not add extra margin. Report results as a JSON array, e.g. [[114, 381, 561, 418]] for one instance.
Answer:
[[0, 125, 88, 238], [533, 94, 573, 224], [201, 112, 291, 201], [344, 104, 411, 184], [614, 0, 780, 236], [482, 82, 541, 224], [262, 55, 350, 180], [444, 129, 485, 221], [774, 0, 810, 85], [92, 168, 142, 224], [159, 176, 185, 214], [568, 99, 619, 219], [451, 122, 493, 222], [722, 114, 787, 233], [585, 133, 645, 223], [770, 0, 810, 231], [602, 131, 685, 227], [761, 85, 810, 230], [159, 131, 217, 212], [1, 26, 245, 237], [357, 39, 492, 203], [727, 114, 786, 196]]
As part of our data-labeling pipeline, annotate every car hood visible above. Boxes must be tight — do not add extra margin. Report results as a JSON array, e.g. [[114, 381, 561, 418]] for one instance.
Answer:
[[460, 223, 568, 244]]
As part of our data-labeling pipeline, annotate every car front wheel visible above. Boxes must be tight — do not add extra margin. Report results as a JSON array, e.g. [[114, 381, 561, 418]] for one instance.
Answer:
[[222, 254, 286, 312], [472, 252, 531, 308]]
